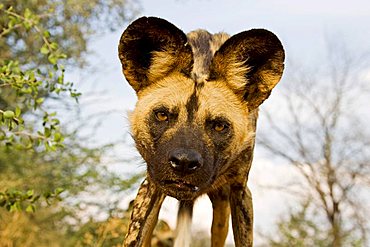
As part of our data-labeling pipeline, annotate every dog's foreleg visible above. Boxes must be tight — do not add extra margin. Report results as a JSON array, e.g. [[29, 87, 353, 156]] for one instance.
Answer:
[[123, 178, 165, 247], [209, 186, 231, 247], [230, 184, 253, 247], [174, 200, 194, 247]]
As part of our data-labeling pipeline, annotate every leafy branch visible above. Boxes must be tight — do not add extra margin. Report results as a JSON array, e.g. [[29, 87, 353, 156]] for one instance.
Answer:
[[0, 5, 81, 211], [0, 188, 64, 213], [0, 5, 80, 151]]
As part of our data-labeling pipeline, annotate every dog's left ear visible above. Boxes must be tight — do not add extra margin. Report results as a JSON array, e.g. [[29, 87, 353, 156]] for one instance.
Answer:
[[118, 17, 193, 93], [210, 29, 285, 110]]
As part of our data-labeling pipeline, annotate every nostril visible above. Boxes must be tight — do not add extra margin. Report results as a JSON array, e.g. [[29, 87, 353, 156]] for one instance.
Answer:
[[187, 160, 201, 171], [169, 156, 180, 169], [168, 149, 203, 174]]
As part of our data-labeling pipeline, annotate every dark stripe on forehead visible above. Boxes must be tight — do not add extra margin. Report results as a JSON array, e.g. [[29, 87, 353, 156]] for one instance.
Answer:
[[186, 87, 198, 122], [186, 82, 203, 122]]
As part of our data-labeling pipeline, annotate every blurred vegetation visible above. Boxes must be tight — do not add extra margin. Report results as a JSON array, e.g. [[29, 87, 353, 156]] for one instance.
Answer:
[[266, 200, 335, 247], [259, 41, 370, 246], [0, 0, 145, 245], [265, 200, 364, 247], [0, 0, 139, 67]]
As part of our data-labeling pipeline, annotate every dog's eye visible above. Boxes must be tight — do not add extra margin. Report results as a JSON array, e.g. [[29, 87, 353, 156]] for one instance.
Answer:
[[213, 122, 228, 132], [155, 111, 168, 121]]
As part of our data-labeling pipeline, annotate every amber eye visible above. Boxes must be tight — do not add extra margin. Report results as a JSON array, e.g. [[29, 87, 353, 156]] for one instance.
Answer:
[[155, 111, 168, 121], [214, 122, 227, 132]]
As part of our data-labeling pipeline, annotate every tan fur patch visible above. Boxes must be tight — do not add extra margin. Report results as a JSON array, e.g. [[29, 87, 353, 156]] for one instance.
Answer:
[[223, 58, 251, 94], [196, 80, 255, 154], [130, 72, 195, 149], [148, 50, 177, 82]]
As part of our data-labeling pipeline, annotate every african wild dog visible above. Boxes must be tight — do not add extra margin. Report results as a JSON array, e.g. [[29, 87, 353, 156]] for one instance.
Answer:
[[118, 17, 284, 247]]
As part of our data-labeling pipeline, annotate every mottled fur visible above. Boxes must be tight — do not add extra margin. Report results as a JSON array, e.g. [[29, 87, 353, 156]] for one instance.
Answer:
[[119, 17, 284, 247]]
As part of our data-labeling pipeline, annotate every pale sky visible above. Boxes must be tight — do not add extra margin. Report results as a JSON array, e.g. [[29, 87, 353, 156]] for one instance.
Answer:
[[66, 0, 370, 244], [79, 0, 370, 144]]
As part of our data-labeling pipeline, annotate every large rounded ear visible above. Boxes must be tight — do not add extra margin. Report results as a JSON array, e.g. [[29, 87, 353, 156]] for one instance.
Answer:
[[118, 17, 193, 92], [210, 29, 285, 110]]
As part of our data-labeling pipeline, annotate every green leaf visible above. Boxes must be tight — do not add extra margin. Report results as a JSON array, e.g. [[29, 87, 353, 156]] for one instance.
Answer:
[[57, 75, 64, 84], [54, 132, 62, 142], [43, 30, 51, 38], [23, 21, 32, 30], [31, 195, 40, 203], [15, 106, 21, 117], [40, 44, 49, 55], [24, 8, 32, 19], [36, 98, 44, 105], [26, 190, 34, 198], [48, 54, 57, 64], [44, 127, 51, 138], [3, 110, 15, 119], [44, 141, 51, 151], [21, 87, 32, 94], [55, 188, 64, 195], [26, 204, 35, 213], [50, 42, 58, 50], [10, 201, 22, 212], [51, 119, 60, 125]]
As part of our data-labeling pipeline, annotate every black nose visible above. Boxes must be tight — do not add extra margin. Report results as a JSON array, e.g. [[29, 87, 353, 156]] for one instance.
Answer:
[[168, 148, 203, 174]]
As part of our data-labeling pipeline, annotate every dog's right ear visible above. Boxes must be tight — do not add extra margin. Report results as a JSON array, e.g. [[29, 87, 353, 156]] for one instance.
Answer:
[[118, 17, 193, 93]]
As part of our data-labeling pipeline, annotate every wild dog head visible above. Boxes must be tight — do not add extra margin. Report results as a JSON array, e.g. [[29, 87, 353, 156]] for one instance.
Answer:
[[119, 17, 284, 200]]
